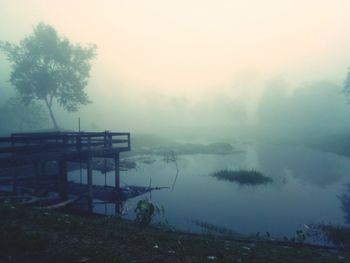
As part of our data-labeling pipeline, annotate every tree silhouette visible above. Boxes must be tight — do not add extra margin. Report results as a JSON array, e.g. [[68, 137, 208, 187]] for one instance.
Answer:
[[0, 23, 96, 129]]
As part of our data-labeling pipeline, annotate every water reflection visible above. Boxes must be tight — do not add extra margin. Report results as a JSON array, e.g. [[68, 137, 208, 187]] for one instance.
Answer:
[[69, 143, 350, 242], [255, 144, 349, 187]]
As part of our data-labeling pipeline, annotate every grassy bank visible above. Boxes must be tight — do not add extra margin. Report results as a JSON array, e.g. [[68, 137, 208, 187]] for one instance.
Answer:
[[0, 203, 349, 263]]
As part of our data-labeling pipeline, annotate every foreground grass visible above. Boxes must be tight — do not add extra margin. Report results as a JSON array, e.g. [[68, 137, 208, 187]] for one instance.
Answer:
[[0, 203, 349, 263], [211, 170, 273, 185]]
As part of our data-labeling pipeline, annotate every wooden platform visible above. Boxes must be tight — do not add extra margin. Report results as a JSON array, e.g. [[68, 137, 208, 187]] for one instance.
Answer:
[[0, 131, 131, 206], [0, 131, 130, 167]]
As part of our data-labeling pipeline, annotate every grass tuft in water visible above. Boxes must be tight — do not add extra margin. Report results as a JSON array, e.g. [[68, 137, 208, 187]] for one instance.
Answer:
[[211, 169, 273, 185]]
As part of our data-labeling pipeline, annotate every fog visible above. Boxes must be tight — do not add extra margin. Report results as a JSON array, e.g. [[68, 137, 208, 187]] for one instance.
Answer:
[[3, 1, 350, 251], [1, 0, 350, 141]]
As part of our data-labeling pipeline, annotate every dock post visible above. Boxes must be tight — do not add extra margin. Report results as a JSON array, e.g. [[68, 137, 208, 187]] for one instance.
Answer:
[[11, 139, 18, 195], [12, 160, 18, 195], [59, 159, 67, 200], [114, 153, 120, 190], [87, 154, 93, 209], [34, 161, 41, 192], [115, 202, 121, 215]]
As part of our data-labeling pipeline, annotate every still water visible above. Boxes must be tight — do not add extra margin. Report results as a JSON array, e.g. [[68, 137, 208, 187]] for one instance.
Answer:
[[70, 143, 350, 240]]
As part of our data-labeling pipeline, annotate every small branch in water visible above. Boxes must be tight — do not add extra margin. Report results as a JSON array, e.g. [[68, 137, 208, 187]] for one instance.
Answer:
[[170, 151, 179, 191]]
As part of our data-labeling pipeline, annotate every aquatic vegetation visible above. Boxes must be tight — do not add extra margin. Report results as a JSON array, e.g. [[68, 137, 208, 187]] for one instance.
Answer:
[[126, 134, 238, 156], [192, 220, 311, 246], [128, 155, 157, 165], [211, 169, 273, 185], [315, 224, 350, 249], [140, 158, 156, 164], [162, 151, 178, 163], [154, 220, 177, 232], [339, 183, 350, 225], [160, 142, 235, 155], [191, 219, 241, 237]]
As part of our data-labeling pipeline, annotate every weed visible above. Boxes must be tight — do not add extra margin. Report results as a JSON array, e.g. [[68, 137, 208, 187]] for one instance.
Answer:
[[134, 199, 160, 228]]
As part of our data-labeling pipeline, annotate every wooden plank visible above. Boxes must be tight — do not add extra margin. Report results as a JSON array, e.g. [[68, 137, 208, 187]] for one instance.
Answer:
[[110, 132, 130, 136], [87, 154, 93, 208], [0, 132, 131, 169], [0, 144, 68, 153], [111, 139, 129, 143]]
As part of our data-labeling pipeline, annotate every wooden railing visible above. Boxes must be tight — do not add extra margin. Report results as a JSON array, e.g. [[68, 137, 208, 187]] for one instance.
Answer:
[[0, 131, 130, 155]]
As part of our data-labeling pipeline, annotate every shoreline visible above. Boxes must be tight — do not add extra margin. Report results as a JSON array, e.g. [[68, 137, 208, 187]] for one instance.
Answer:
[[0, 203, 349, 263]]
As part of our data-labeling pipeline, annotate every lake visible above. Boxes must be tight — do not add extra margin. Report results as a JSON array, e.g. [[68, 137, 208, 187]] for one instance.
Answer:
[[70, 142, 350, 243]]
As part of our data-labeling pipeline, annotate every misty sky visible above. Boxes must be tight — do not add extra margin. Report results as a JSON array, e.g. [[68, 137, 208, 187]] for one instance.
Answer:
[[1, 0, 350, 137]]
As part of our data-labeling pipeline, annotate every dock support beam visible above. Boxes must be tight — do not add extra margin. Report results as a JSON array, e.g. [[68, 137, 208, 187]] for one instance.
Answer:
[[59, 160, 67, 200], [12, 161, 18, 195], [87, 154, 93, 209], [115, 202, 121, 215], [114, 153, 120, 190], [34, 161, 42, 192], [114, 153, 121, 215]]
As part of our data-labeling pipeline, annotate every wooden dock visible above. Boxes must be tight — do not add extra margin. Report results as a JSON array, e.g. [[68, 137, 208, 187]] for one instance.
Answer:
[[0, 131, 131, 207]]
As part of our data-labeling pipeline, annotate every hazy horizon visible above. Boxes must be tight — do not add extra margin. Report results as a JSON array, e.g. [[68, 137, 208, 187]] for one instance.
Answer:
[[1, 0, 350, 141]]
